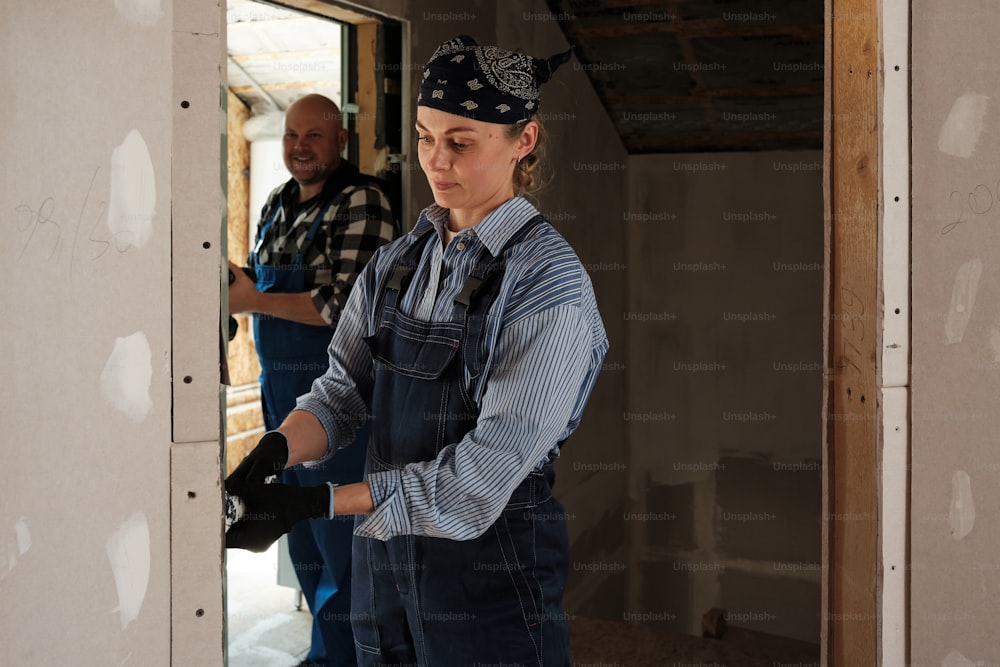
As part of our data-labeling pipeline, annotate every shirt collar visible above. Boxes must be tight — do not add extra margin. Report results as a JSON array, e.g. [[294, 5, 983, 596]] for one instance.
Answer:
[[413, 197, 542, 257]]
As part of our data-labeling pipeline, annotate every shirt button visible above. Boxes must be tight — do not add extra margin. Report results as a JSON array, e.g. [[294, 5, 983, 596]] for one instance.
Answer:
[[455, 242, 466, 251]]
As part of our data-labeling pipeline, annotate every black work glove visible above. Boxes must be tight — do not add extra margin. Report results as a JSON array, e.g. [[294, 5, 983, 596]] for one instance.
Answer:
[[228, 431, 289, 486], [224, 480, 330, 553]]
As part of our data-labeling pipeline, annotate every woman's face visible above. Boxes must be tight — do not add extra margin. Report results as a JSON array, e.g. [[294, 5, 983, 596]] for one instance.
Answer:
[[416, 106, 535, 226]]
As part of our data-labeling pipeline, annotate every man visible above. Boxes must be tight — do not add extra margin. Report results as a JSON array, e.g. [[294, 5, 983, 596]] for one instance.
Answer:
[[228, 93, 398, 667]]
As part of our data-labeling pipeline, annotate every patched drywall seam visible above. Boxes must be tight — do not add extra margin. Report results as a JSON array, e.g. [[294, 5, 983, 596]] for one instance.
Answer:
[[114, 0, 163, 27], [100, 332, 154, 422], [106, 512, 151, 629], [948, 470, 975, 540], [944, 259, 982, 344], [108, 129, 156, 250], [938, 93, 989, 159]]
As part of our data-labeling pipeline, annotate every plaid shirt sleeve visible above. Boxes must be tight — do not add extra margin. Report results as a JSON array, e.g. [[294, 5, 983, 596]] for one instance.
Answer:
[[311, 185, 398, 326]]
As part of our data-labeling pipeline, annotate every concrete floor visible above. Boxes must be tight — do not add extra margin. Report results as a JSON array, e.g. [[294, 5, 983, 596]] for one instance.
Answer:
[[223, 545, 821, 666], [226, 543, 311, 666]]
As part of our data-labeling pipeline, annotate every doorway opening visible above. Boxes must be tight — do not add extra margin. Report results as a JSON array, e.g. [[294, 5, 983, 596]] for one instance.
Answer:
[[222, 1, 404, 663], [221, 2, 836, 664]]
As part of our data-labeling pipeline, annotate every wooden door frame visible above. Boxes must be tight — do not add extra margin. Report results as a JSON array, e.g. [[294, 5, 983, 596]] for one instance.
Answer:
[[824, 0, 878, 663], [825, 0, 909, 664], [211, 0, 898, 663]]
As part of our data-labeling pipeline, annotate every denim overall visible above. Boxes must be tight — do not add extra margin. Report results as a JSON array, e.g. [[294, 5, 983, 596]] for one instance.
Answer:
[[351, 215, 571, 666], [253, 199, 368, 666]]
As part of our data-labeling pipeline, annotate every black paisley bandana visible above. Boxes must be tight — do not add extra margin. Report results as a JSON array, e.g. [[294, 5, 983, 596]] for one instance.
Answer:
[[417, 35, 573, 124]]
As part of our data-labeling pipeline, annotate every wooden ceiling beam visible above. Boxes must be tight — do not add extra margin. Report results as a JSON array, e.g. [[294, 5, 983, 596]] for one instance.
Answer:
[[565, 19, 823, 42], [602, 85, 824, 106], [662, 0, 717, 123], [623, 130, 823, 151], [230, 80, 340, 93], [229, 49, 341, 63]]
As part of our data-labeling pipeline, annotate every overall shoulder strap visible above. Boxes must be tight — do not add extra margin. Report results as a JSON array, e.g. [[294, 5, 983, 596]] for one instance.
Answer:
[[452, 214, 547, 311], [374, 225, 436, 316], [458, 214, 548, 389]]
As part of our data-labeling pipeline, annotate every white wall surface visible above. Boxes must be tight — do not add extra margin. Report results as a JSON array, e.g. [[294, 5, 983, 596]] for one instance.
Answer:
[[911, 1, 1000, 663], [0, 1, 225, 665]]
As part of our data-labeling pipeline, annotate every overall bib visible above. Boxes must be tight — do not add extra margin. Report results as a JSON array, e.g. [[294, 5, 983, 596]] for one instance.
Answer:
[[351, 215, 571, 666], [253, 200, 368, 667]]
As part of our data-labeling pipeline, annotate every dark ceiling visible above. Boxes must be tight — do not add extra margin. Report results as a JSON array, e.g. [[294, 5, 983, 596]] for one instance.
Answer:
[[544, 0, 824, 153]]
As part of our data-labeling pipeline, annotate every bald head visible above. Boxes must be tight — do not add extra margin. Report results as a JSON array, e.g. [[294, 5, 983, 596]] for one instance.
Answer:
[[286, 94, 344, 129], [282, 94, 348, 200]]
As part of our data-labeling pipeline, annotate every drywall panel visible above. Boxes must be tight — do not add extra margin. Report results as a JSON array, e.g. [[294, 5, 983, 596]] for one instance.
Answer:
[[912, 2, 1000, 663], [880, 1, 910, 663], [171, 0, 226, 662], [171, 441, 226, 666], [172, 0, 227, 444], [881, 386, 907, 665], [880, 0, 911, 389], [1, 1, 175, 664], [1, 0, 224, 664]]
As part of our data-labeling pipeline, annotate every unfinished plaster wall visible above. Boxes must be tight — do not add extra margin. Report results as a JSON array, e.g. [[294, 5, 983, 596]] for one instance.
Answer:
[[0, 1, 225, 665], [625, 152, 824, 642], [338, 0, 631, 625], [911, 2, 1000, 663]]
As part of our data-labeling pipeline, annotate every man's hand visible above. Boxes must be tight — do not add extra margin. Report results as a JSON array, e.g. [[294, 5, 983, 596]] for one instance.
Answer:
[[226, 259, 328, 326], [228, 431, 289, 486], [225, 481, 330, 552], [228, 260, 258, 314]]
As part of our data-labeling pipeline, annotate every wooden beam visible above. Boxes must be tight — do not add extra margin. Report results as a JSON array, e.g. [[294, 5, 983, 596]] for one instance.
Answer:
[[355, 22, 379, 177], [230, 80, 341, 93], [228, 49, 341, 63], [621, 130, 823, 153], [826, 0, 880, 664], [662, 0, 716, 124], [565, 18, 823, 42], [602, 86, 825, 105], [269, 0, 381, 26]]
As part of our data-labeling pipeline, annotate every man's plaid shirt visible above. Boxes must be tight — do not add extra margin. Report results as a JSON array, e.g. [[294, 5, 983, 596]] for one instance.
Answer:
[[247, 161, 399, 326]]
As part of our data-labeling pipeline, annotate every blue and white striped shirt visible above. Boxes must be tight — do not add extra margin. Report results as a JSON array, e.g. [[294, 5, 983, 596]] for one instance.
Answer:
[[296, 196, 609, 541]]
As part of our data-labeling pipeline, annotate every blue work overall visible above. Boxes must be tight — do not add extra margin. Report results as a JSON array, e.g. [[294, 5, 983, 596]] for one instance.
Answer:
[[351, 215, 571, 666], [253, 200, 367, 667]]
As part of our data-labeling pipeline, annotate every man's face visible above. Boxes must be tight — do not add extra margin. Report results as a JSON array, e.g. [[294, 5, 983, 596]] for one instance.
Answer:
[[282, 101, 346, 188]]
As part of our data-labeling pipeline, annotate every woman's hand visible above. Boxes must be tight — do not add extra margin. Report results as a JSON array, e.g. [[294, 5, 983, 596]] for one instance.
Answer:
[[225, 481, 330, 552]]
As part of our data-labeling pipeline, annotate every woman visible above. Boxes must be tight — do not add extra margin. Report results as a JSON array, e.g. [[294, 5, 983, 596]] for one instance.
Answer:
[[227, 35, 609, 666]]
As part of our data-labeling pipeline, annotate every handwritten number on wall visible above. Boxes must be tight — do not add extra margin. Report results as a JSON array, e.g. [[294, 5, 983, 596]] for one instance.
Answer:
[[941, 176, 1000, 235], [14, 167, 133, 277]]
